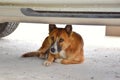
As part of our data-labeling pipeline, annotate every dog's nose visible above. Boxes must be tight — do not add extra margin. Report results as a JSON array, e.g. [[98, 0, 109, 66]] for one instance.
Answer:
[[51, 48, 55, 53]]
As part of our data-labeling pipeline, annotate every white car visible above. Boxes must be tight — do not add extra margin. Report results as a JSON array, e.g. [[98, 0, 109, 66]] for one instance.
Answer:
[[0, 0, 120, 37]]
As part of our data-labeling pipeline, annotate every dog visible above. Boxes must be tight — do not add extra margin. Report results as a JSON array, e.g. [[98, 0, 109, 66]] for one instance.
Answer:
[[22, 24, 84, 66]]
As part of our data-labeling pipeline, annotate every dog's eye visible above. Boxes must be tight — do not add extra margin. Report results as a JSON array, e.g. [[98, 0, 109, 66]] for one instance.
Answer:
[[51, 36, 54, 41], [59, 38, 64, 43]]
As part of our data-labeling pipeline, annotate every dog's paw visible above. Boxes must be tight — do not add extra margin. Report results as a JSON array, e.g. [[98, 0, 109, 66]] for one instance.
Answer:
[[43, 60, 52, 66], [55, 59, 63, 63]]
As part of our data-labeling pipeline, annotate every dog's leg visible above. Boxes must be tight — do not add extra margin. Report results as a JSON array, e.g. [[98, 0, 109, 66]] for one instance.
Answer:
[[61, 52, 84, 64], [37, 36, 51, 58], [22, 36, 51, 58], [61, 48, 84, 64], [61, 58, 84, 64], [44, 53, 54, 66], [55, 57, 84, 64]]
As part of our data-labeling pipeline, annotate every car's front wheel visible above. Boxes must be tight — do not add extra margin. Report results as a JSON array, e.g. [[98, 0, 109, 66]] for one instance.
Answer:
[[0, 22, 19, 38]]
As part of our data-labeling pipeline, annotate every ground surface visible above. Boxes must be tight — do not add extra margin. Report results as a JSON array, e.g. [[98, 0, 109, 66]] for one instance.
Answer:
[[0, 23, 120, 80]]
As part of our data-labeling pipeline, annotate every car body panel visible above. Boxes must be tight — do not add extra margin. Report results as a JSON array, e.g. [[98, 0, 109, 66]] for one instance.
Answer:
[[0, 0, 120, 25]]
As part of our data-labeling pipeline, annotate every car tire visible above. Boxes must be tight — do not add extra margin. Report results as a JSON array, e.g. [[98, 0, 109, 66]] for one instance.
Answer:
[[0, 22, 19, 38]]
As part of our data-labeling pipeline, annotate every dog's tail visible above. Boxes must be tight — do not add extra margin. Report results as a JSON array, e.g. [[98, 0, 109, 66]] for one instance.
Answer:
[[22, 51, 40, 57]]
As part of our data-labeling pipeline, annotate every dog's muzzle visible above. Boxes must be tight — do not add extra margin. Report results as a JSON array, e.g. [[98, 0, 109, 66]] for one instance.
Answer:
[[50, 40, 61, 54]]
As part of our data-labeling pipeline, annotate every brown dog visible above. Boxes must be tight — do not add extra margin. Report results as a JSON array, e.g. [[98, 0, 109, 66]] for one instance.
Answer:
[[22, 24, 84, 66]]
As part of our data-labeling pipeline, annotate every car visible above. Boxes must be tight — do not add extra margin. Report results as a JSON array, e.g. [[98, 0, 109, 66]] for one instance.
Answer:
[[0, 0, 120, 37]]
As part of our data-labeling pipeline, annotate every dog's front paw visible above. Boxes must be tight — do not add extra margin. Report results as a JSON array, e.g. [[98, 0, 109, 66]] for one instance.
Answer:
[[55, 59, 63, 63], [43, 60, 52, 66]]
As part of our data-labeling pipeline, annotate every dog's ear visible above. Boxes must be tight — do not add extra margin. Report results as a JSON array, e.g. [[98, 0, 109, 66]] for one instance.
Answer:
[[49, 24, 57, 33], [65, 25, 72, 35]]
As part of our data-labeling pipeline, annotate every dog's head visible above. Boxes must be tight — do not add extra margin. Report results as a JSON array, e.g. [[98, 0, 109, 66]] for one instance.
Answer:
[[49, 24, 72, 54]]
